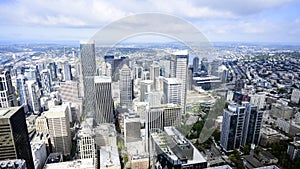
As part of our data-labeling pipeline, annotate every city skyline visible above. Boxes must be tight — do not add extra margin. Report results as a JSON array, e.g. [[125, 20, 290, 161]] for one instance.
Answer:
[[0, 0, 299, 43]]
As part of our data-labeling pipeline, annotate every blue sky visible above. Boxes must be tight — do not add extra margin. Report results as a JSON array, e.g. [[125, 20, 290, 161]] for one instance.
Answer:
[[0, 0, 300, 43]]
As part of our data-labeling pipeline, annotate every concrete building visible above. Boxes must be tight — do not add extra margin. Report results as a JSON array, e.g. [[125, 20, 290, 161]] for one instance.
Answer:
[[151, 127, 207, 169], [59, 81, 80, 103], [77, 122, 96, 160], [80, 40, 97, 118], [0, 70, 17, 108], [163, 78, 182, 105], [291, 88, 300, 104], [0, 107, 34, 169], [287, 140, 300, 160], [147, 91, 162, 108], [94, 123, 117, 147], [139, 80, 152, 102], [44, 158, 95, 169], [162, 103, 181, 127], [62, 61, 72, 81], [250, 92, 266, 110], [31, 141, 47, 169], [124, 117, 141, 145], [99, 146, 121, 169], [94, 76, 114, 124], [119, 64, 133, 109], [44, 104, 71, 155]]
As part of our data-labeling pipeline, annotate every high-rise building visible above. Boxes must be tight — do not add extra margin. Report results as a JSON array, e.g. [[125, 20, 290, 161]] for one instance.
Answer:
[[193, 56, 199, 73], [220, 103, 246, 151], [140, 80, 152, 102], [80, 40, 96, 118], [163, 78, 182, 105], [147, 91, 161, 108], [162, 104, 181, 127], [60, 81, 80, 103], [94, 76, 114, 124], [16, 75, 29, 108], [104, 55, 115, 75], [119, 64, 132, 109], [44, 104, 71, 155], [62, 61, 72, 81], [26, 80, 41, 113], [0, 70, 17, 108], [0, 106, 34, 169], [174, 51, 188, 114], [242, 104, 263, 146], [48, 62, 57, 82], [150, 62, 160, 91], [77, 122, 95, 159], [40, 69, 51, 96], [220, 102, 263, 151], [291, 88, 300, 104]]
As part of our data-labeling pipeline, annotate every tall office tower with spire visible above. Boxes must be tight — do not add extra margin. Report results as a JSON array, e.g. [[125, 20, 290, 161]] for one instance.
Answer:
[[174, 51, 189, 114], [119, 64, 133, 109], [80, 40, 96, 118], [150, 62, 160, 91], [0, 107, 34, 169], [94, 76, 114, 124], [193, 56, 199, 73], [0, 70, 17, 108]]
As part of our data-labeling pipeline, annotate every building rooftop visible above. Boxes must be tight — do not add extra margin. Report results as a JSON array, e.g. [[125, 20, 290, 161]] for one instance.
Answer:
[[44, 104, 68, 118], [205, 165, 232, 169], [44, 158, 94, 169], [164, 78, 182, 84], [94, 76, 112, 83], [0, 107, 21, 119], [0, 159, 26, 169], [99, 146, 120, 169]]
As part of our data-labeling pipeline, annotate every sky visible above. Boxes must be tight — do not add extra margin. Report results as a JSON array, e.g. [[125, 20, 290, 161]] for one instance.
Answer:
[[0, 0, 300, 43]]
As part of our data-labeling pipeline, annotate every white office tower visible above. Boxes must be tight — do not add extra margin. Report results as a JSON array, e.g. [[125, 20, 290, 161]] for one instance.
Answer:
[[119, 64, 133, 109], [40, 69, 51, 96], [163, 78, 182, 105], [44, 104, 71, 155], [35, 115, 49, 134], [140, 80, 152, 102], [94, 76, 114, 124], [26, 80, 41, 113], [250, 92, 266, 110], [80, 40, 97, 118], [160, 60, 171, 78], [173, 51, 188, 114], [0, 70, 17, 108], [77, 121, 96, 159], [147, 91, 162, 108], [150, 62, 160, 91]]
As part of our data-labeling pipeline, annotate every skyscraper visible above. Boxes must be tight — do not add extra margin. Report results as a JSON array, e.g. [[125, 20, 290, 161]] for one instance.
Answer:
[[62, 61, 72, 81], [26, 80, 41, 113], [193, 56, 199, 73], [48, 62, 57, 82], [0, 106, 34, 169], [140, 80, 152, 102], [163, 78, 182, 105], [94, 76, 114, 124], [150, 62, 160, 91], [40, 69, 51, 96], [80, 40, 96, 118], [0, 70, 17, 108], [44, 104, 71, 155], [119, 64, 132, 109], [220, 102, 263, 151], [163, 104, 181, 127], [174, 51, 188, 114]]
